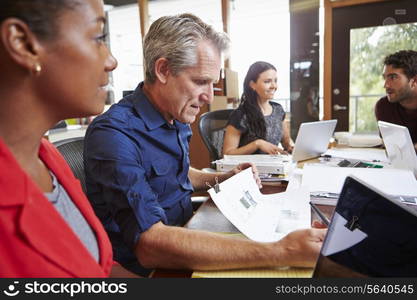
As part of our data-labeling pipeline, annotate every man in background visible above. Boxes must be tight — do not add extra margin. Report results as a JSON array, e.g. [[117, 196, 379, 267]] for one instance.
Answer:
[[375, 50, 417, 151]]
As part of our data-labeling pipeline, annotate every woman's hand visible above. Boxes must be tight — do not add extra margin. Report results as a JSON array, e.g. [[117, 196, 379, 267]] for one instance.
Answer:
[[255, 139, 285, 155], [284, 145, 294, 154]]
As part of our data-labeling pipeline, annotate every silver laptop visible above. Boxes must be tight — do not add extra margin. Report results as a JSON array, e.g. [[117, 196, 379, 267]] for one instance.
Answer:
[[378, 121, 417, 177], [313, 175, 417, 277], [291, 120, 337, 162]]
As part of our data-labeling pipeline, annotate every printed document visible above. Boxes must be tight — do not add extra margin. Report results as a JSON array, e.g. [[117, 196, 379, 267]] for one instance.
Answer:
[[208, 168, 311, 242]]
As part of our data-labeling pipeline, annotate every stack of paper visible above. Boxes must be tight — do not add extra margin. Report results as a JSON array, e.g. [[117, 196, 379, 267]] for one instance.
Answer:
[[215, 154, 295, 175]]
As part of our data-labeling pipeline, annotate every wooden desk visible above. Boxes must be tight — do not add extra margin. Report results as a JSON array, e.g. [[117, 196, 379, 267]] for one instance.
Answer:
[[151, 182, 290, 277], [151, 147, 390, 277], [184, 150, 353, 234]]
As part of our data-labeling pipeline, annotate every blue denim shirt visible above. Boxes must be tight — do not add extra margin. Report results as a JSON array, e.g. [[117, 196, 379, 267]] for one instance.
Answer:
[[84, 83, 194, 275]]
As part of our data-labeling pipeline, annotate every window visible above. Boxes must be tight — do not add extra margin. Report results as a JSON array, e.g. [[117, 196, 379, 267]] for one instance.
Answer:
[[106, 0, 291, 107], [107, 4, 143, 101], [230, 0, 290, 106]]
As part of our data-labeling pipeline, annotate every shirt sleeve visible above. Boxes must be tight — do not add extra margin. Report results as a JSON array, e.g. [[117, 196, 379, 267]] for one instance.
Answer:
[[227, 108, 247, 133], [84, 124, 167, 250], [272, 102, 286, 121], [375, 97, 383, 120]]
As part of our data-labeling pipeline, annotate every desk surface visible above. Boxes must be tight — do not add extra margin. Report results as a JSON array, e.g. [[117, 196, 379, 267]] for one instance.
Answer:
[[151, 182, 291, 278], [152, 148, 388, 277], [152, 157, 339, 277], [152, 181, 335, 278]]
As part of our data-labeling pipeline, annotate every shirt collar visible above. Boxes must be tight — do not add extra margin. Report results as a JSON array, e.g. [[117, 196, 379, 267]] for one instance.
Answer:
[[131, 82, 170, 131], [131, 82, 189, 132]]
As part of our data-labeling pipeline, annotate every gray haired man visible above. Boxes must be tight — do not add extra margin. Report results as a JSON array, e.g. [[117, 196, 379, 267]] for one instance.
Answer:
[[84, 13, 325, 276]]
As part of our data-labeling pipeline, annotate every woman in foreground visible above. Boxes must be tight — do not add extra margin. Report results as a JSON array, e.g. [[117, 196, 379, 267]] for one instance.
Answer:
[[0, 0, 136, 277]]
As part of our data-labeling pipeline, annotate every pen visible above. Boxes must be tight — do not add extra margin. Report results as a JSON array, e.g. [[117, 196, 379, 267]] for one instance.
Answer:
[[309, 202, 330, 226]]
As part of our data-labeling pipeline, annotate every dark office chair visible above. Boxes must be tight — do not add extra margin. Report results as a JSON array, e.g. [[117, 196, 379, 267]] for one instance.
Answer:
[[53, 137, 86, 193], [198, 109, 234, 162], [53, 136, 205, 211]]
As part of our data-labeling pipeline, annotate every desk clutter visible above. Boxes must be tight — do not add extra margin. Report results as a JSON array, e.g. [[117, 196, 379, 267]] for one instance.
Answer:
[[320, 147, 389, 168], [336, 159, 382, 168], [191, 120, 417, 278], [214, 154, 295, 181], [203, 161, 417, 278]]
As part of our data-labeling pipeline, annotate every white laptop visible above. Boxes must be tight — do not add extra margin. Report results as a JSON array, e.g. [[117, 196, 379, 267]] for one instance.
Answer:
[[291, 120, 337, 162], [378, 121, 417, 177]]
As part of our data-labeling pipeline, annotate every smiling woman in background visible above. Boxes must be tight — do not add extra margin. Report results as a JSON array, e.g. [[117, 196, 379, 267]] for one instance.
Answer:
[[0, 0, 129, 277], [223, 61, 293, 155]]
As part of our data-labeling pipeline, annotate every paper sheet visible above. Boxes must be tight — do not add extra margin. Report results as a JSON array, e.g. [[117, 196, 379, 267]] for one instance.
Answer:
[[286, 167, 303, 190], [208, 168, 311, 243], [301, 165, 417, 196], [323, 148, 389, 163]]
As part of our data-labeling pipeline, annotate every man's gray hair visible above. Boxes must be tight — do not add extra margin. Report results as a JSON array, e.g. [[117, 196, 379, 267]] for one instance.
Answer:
[[143, 13, 230, 83]]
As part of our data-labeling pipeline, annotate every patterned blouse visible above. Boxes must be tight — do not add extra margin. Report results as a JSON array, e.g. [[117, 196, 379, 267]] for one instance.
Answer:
[[227, 101, 286, 154]]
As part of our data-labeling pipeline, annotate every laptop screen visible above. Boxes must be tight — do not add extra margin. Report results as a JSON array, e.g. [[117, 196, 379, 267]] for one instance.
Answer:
[[292, 120, 337, 162], [378, 121, 417, 177], [313, 176, 417, 277]]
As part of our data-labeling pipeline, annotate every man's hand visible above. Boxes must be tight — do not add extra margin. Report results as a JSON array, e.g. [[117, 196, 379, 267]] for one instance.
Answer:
[[273, 228, 327, 267], [229, 162, 262, 188]]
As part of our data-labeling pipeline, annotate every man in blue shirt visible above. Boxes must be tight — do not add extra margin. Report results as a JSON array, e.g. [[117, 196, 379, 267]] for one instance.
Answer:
[[84, 13, 326, 276]]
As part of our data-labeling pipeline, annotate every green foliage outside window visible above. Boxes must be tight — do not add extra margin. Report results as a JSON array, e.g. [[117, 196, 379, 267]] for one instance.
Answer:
[[349, 23, 417, 132]]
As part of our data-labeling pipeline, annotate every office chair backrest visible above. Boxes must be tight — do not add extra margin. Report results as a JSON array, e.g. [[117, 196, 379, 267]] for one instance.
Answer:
[[198, 109, 234, 161], [53, 136, 86, 193]]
